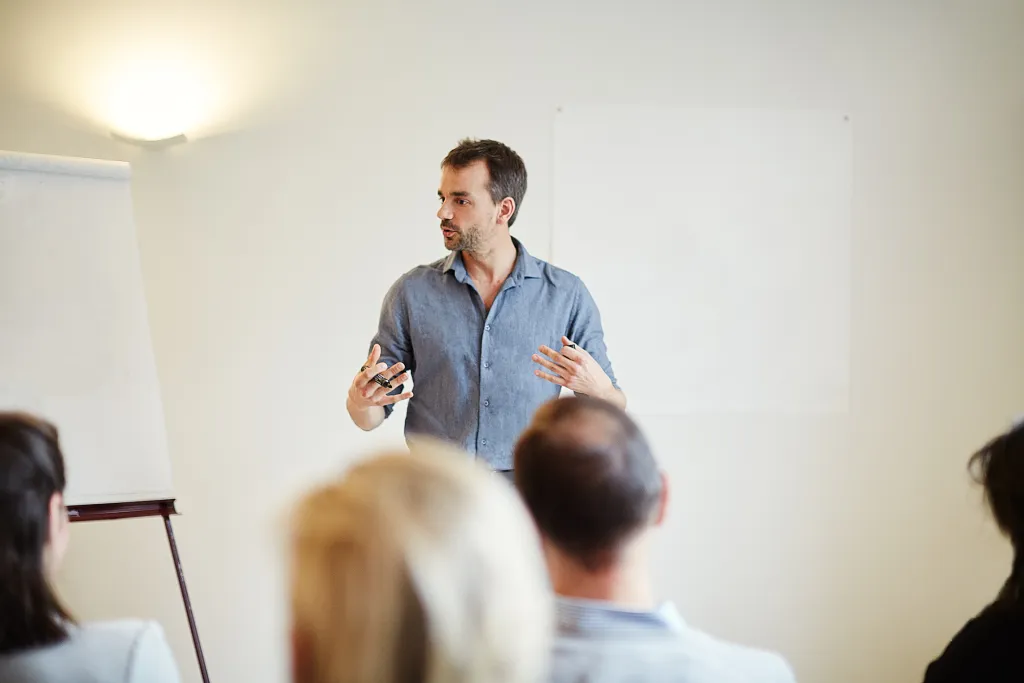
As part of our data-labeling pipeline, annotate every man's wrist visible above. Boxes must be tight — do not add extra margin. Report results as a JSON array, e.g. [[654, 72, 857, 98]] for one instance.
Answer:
[[595, 383, 619, 403]]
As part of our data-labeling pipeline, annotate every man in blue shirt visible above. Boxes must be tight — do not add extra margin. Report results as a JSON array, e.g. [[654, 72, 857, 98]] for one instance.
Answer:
[[345, 138, 625, 476]]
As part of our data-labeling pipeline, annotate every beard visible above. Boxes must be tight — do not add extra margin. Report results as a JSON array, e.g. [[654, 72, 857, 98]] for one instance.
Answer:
[[441, 220, 482, 252]]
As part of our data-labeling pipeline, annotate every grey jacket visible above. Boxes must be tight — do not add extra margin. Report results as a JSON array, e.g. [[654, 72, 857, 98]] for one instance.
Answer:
[[0, 620, 180, 683]]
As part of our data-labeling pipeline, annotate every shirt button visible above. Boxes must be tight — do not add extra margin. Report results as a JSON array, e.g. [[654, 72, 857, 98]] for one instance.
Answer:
[[484, 324, 491, 331], [481, 439, 488, 446], [484, 361, 490, 368], [483, 400, 490, 407]]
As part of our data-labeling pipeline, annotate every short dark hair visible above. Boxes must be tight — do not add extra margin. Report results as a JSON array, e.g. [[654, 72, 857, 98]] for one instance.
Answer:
[[441, 138, 527, 227], [513, 397, 662, 571], [0, 412, 74, 653], [969, 420, 1024, 607]]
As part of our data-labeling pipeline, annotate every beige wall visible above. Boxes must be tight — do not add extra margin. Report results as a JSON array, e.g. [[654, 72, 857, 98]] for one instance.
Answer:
[[2, 1, 1023, 682]]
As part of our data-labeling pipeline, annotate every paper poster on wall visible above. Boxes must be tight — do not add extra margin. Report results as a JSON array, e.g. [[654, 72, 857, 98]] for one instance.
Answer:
[[552, 106, 852, 414]]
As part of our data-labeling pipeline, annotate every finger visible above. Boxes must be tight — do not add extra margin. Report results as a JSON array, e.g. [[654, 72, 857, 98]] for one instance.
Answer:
[[364, 361, 387, 380], [561, 337, 589, 360], [361, 379, 390, 400], [540, 345, 579, 374], [534, 368, 566, 386], [538, 345, 571, 365], [374, 369, 411, 390], [368, 363, 409, 391], [381, 362, 406, 380], [531, 353, 566, 376], [377, 390, 413, 406], [388, 370, 411, 385], [366, 344, 381, 366], [357, 361, 388, 387]]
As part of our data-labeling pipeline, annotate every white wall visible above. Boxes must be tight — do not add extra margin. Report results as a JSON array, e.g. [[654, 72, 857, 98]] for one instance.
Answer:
[[2, 1, 1023, 682]]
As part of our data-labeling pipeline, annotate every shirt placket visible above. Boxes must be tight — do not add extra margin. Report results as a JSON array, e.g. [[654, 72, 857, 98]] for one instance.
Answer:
[[476, 275, 520, 462]]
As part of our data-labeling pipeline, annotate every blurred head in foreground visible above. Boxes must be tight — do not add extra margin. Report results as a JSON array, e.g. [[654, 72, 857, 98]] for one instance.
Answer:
[[969, 419, 1024, 607], [0, 412, 73, 653], [289, 440, 553, 683]]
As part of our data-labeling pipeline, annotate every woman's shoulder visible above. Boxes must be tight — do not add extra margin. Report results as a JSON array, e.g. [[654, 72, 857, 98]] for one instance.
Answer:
[[0, 619, 180, 683], [72, 618, 164, 645]]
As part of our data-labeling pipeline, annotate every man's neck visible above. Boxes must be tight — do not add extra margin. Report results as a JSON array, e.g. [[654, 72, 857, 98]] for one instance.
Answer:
[[462, 234, 517, 285], [547, 541, 656, 611]]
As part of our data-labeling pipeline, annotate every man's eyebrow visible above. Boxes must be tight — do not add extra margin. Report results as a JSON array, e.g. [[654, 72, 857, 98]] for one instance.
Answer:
[[438, 190, 470, 197]]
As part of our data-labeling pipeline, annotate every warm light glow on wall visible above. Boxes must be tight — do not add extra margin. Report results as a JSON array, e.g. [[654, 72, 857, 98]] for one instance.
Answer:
[[101, 57, 211, 142], [4, 3, 322, 145]]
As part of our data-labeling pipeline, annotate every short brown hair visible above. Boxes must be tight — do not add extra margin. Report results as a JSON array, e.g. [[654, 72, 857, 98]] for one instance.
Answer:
[[513, 397, 662, 571], [442, 138, 527, 227]]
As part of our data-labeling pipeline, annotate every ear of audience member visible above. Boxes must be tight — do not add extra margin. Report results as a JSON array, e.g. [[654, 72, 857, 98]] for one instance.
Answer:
[[0, 412, 180, 683], [923, 420, 1024, 683], [289, 438, 553, 683], [514, 396, 797, 683]]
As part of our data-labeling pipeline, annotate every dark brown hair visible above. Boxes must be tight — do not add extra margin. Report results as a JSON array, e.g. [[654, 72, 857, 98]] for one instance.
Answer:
[[0, 412, 74, 652], [969, 420, 1024, 606], [513, 397, 662, 571], [441, 138, 527, 227]]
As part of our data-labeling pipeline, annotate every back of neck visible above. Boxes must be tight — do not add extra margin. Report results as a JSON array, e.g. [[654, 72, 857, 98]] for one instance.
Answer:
[[548, 544, 655, 610]]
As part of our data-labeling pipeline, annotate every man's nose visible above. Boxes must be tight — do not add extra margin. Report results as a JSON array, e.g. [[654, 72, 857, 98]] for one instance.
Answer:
[[437, 202, 453, 220]]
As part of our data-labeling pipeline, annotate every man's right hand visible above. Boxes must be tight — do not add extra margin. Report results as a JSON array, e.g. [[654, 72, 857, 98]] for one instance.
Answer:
[[346, 345, 413, 430]]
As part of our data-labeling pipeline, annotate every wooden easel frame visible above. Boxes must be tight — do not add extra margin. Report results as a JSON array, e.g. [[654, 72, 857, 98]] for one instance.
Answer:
[[68, 499, 211, 683]]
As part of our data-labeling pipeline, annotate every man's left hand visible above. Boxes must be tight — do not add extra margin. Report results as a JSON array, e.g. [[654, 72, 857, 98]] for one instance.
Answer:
[[532, 336, 617, 402]]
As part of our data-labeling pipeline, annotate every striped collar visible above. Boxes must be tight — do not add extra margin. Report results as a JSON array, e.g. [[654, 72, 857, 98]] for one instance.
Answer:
[[555, 596, 685, 638]]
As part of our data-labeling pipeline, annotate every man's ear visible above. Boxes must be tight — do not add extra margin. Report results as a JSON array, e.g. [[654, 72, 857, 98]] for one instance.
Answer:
[[497, 197, 516, 226], [653, 470, 670, 527]]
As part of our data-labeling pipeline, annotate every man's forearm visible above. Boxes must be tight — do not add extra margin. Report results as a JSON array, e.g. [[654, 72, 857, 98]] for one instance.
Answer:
[[347, 399, 386, 431]]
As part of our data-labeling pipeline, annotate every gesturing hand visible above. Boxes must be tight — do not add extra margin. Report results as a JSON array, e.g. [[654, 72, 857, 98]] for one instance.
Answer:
[[348, 344, 413, 410], [532, 336, 615, 399]]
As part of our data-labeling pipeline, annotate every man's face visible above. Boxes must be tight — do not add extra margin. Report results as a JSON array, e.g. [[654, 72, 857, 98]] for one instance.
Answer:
[[437, 160, 500, 252]]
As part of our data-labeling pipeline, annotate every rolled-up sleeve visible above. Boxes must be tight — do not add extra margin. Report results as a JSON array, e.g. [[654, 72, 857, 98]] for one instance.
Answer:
[[567, 277, 619, 390], [369, 279, 415, 418]]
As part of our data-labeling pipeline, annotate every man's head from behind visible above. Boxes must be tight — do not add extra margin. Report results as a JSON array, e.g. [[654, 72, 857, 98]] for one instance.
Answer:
[[513, 396, 667, 577]]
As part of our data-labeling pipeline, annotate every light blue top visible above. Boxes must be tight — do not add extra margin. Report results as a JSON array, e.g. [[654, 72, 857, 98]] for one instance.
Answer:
[[0, 619, 180, 683], [370, 238, 618, 469], [551, 596, 798, 683]]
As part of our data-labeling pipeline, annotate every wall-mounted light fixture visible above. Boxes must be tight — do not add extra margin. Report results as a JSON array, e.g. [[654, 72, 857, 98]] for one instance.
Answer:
[[101, 56, 207, 147], [110, 131, 188, 148]]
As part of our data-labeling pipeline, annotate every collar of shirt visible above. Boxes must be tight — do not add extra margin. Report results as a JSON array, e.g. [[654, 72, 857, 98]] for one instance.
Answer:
[[441, 236, 543, 286], [554, 595, 686, 638]]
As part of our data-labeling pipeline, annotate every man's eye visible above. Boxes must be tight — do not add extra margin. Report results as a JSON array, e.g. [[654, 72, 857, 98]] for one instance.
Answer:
[[457, 199, 469, 205]]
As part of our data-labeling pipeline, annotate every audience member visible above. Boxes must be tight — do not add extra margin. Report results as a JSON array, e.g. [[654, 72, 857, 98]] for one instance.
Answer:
[[0, 412, 180, 683], [288, 439, 553, 683], [514, 396, 797, 683], [923, 420, 1024, 682]]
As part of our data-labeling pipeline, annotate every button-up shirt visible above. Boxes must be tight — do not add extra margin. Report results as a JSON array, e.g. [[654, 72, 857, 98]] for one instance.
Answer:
[[369, 238, 618, 470], [551, 596, 798, 683]]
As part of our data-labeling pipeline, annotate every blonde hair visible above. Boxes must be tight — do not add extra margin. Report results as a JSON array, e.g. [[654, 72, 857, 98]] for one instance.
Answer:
[[289, 440, 552, 683]]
